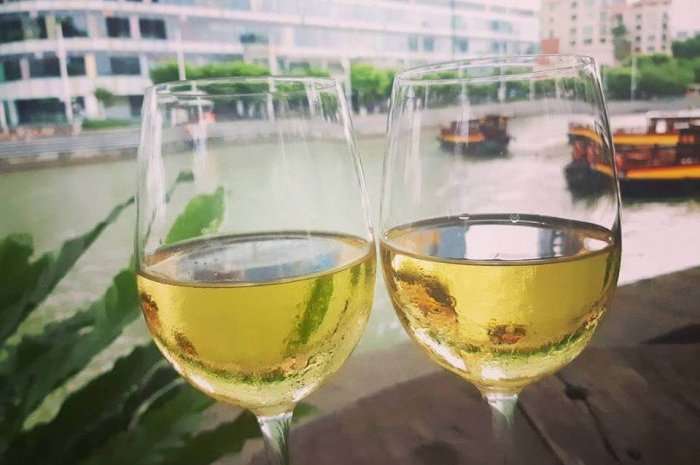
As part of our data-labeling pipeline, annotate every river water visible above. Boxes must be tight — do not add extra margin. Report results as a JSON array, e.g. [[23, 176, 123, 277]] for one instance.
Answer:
[[2, 116, 700, 355]]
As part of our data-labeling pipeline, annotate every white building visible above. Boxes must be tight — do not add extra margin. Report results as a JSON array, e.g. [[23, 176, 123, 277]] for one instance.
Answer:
[[539, 0, 626, 67], [539, 0, 673, 67], [0, 0, 539, 129], [621, 0, 672, 55], [670, 0, 700, 40]]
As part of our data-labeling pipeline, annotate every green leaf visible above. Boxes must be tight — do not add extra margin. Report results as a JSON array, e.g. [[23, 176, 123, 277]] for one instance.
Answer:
[[164, 187, 225, 245], [0, 270, 140, 445], [0, 196, 133, 344], [287, 275, 334, 351], [76, 382, 215, 465], [156, 403, 316, 465], [3, 345, 178, 465]]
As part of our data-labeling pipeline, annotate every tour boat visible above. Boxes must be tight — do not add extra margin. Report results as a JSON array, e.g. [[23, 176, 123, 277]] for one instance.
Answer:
[[438, 115, 510, 155], [566, 111, 700, 195]]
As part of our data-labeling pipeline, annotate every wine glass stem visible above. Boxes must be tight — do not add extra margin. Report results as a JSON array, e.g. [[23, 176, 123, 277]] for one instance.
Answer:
[[485, 392, 519, 465], [257, 411, 293, 465]]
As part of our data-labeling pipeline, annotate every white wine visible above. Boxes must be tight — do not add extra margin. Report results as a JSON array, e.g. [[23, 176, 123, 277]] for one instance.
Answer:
[[381, 214, 620, 394], [138, 232, 375, 415]]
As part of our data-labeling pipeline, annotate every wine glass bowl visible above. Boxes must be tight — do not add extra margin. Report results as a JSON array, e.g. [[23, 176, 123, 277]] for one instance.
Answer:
[[136, 77, 375, 463], [380, 55, 621, 420]]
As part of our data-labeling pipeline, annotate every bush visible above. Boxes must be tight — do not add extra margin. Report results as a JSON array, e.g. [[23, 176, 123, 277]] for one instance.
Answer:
[[672, 34, 700, 59], [604, 67, 632, 100], [350, 63, 393, 111], [150, 61, 270, 84], [637, 61, 693, 97], [82, 118, 135, 130], [94, 88, 117, 107]]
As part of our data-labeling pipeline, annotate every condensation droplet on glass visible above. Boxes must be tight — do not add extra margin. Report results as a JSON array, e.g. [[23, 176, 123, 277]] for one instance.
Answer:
[[509, 213, 520, 224]]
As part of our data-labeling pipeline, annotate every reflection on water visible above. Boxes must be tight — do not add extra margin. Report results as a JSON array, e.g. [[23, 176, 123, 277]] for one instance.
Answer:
[[1, 114, 699, 352]]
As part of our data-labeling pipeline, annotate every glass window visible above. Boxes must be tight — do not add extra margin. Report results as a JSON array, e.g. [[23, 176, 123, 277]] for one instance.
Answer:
[[106, 16, 131, 38], [16, 98, 66, 124], [56, 11, 88, 38], [96, 53, 141, 75], [408, 35, 418, 51], [454, 38, 469, 53], [0, 13, 46, 43], [0, 58, 21, 81], [139, 18, 166, 39], [67, 55, 86, 76], [0, 14, 24, 43], [29, 54, 60, 78], [423, 36, 434, 52]]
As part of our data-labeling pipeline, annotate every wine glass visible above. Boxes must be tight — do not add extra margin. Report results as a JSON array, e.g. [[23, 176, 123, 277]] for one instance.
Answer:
[[136, 77, 375, 465], [380, 55, 621, 462]]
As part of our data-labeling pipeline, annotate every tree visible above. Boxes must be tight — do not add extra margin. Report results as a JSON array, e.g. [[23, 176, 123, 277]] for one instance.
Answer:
[[350, 63, 392, 112], [604, 67, 632, 100], [637, 61, 693, 97], [612, 23, 631, 63], [672, 34, 700, 59], [94, 87, 117, 107]]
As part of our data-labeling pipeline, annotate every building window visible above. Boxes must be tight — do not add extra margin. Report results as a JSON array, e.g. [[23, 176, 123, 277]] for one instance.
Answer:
[[16, 98, 66, 124], [635, 36, 641, 42], [423, 36, 434, 52], [571, 1, 577, 8], [106, 16, 131, 38], [0, 14, 25, 43], [584, 38, 592, 44], [636, 14, 642, 22], [29, 54, 60, 78], [96, 54, 141, 75], [0, 13, 46, 43], [1, 58, 21, 81], [454, 38, 469, 53], [571, 14, 577, 21], [600, 37, 606, 43], [570, 40, 576, 46], [67, 55, 86, 76], [139, 18, 166, 39], [408, 35, 418, 51], [56, 12, 88, 38], [647, 46, 655, 52], [128, 95, 143, 117]]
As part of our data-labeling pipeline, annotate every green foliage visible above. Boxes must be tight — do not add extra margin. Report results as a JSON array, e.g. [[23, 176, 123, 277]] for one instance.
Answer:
[[679, 57, 700, 82], [350, 63, 393, 109], [0, 196, 133, 345], [1, 173, 306, 465], [637, 60, 693, 97], [94, 87, 117, 107], [604, 67, 632, 100], [82, 118, 136, 130], [288, 275, 334, 350], [612, 24, 631, 63], [288, 66, 331, 78], [672, 33, 700, 59], [150, 61, 270, 84], [165, 187, 225, 245]]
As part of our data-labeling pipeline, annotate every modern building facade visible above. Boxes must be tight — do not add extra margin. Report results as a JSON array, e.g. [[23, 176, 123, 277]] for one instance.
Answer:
[[539, 0, 625, 67], [0, 0, 538, 129], [539, 0, 673, 67]]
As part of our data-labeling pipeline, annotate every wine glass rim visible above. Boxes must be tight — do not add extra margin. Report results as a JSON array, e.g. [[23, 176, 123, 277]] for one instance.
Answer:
[[396, 54, 596, 86], [151, 76, 338, 98]]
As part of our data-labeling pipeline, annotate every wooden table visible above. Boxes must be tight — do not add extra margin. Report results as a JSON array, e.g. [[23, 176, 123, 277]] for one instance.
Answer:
[[254, 345, 698, 465], [249, 266, 700, 465]]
